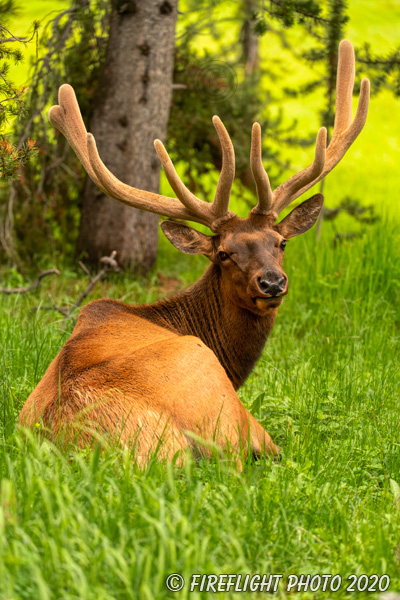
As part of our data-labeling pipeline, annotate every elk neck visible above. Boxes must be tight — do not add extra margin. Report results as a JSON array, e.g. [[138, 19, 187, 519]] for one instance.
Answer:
[[132, 264, 278, 390]]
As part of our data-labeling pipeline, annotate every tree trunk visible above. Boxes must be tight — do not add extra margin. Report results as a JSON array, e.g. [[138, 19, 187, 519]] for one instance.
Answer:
[[241, 0, 259, 77], [77, 0, 177, 271]]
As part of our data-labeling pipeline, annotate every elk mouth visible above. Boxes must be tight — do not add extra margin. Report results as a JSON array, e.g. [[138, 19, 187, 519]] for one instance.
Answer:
[[251, 295, 284, 309]]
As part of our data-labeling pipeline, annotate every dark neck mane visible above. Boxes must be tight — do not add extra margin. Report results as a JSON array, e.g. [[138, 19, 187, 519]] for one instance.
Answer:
[[131, 265, 277, 390]]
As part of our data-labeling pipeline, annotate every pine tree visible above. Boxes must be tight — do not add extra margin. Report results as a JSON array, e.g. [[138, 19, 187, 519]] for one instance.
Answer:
[[0, 1, 39, 180]]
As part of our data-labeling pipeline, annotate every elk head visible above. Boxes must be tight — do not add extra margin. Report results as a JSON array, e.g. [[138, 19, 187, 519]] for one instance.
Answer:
[[49, 40, 369, 317], [159, 200, 324, 316]]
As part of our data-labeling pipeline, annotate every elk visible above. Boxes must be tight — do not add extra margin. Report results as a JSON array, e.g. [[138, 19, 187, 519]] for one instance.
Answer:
[[19, 40, 369, 466]]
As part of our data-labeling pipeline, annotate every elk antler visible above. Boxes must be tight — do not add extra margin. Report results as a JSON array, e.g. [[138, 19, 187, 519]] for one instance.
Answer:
[[49, 85, 235, 232], [49, 40, 369, 231], [250, 39, 370, 219]]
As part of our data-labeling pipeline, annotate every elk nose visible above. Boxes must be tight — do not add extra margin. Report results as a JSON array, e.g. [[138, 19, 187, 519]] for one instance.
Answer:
[[257, 274, 287, 297]]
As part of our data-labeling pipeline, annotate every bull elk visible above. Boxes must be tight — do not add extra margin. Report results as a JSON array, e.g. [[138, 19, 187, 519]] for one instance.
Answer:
[[19, 40, 369, 466]]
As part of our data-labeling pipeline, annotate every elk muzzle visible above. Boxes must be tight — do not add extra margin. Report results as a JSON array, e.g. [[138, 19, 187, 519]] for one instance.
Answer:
[[256, 272, 287, 298]]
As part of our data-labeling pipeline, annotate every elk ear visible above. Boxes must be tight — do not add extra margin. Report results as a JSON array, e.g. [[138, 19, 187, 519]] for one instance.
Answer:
[[161, 221, 215, 259], [277, 193, 324, 239]]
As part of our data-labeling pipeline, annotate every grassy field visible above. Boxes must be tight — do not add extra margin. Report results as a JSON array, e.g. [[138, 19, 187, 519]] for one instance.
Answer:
[[1, 1, 400, 599], [1, 214, 400, 599]]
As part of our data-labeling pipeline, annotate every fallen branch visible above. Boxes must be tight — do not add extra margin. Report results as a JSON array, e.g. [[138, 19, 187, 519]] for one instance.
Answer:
[[74, 251, 120, 311], [32, 251, 120, 319], [47, 293, 69, 318], [0, 269, 60, 294]]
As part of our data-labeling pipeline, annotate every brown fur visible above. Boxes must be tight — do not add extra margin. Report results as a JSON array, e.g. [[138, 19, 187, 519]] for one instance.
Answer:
[[20, 208, 323, 465]]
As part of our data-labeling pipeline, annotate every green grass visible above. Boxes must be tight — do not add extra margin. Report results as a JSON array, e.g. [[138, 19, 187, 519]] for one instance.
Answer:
[[1, 214, 400, 599]]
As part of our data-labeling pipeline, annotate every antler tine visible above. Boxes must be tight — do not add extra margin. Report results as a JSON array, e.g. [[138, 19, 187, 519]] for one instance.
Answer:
[[49, 84, 107, 193], [334, 39, 355, 132], [211, 116, 236, 222], [86, 133, 209, 225], [267, 39, 370, 214], [250, 122, 274, 216], [153, 139, 210, 220], [271, 127, 327, 215], [346, 77, 370, 140], [153, 118, 236, 230], [326, 39, 370, 153]]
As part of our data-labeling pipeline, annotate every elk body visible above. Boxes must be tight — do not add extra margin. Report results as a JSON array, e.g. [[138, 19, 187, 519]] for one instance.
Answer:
[[20, 41, 369, 466]]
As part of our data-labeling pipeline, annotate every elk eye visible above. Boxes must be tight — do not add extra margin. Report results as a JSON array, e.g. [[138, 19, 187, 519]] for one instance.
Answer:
[[280, 240, 287, 250], [218, 251, 229, 261]]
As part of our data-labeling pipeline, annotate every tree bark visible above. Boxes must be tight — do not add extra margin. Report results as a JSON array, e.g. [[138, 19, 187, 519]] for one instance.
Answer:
[[241, 0, 259, 77], [77, 0, 177, 271]]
